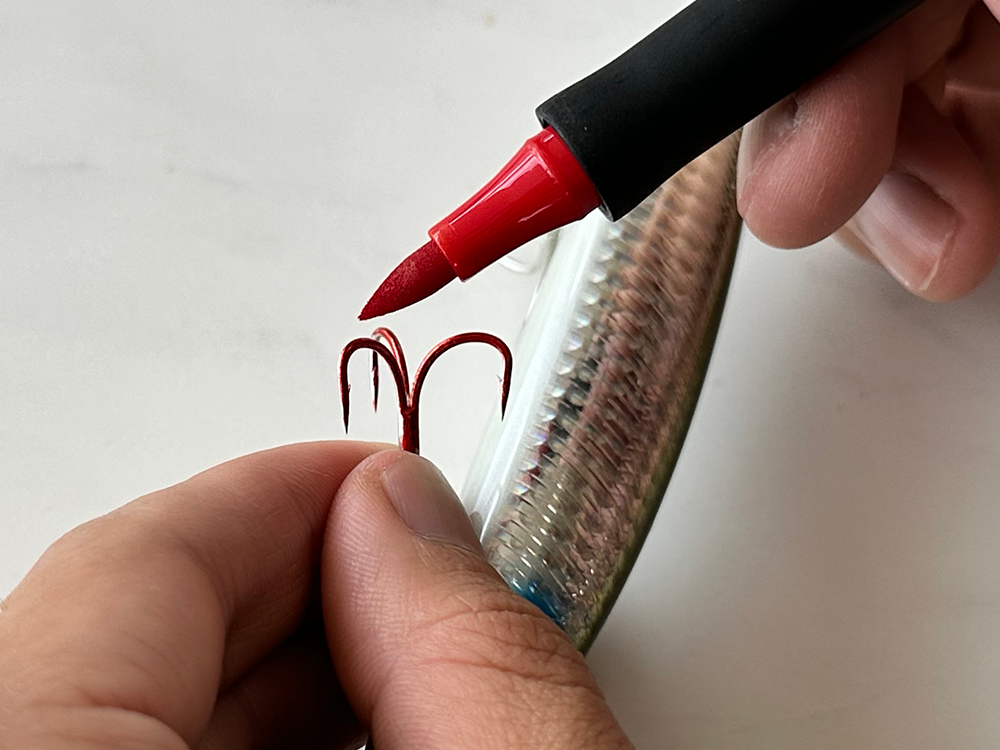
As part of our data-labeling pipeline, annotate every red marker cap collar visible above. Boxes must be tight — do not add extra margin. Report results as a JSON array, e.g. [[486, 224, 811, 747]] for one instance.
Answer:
[[429, 128, 602, 281]]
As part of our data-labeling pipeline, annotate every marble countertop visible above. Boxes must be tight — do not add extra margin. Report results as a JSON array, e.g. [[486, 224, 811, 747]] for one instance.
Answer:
[[3, 2, 1000, 747]]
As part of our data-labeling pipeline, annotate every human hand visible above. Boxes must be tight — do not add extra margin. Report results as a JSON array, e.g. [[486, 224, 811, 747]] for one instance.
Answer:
[[739, 0, 1000, 300], [0, 443, 631, 749]]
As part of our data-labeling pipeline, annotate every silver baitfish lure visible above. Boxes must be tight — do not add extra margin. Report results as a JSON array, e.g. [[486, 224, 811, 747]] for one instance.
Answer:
[[463, 133, 743, 651]]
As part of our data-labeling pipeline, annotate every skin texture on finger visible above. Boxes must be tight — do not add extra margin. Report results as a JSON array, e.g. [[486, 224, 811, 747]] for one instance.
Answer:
[[846, 87, 1000, 300], [737, 31, 905, 247], [738, 0, 976, 248], [322, 451, 633, 750], [0, 441, 386, 748]]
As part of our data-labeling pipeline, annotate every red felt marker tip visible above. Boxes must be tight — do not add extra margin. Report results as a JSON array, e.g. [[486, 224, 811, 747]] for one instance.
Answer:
[[359, 128, 601, 320], [359, 239, 457, 321]]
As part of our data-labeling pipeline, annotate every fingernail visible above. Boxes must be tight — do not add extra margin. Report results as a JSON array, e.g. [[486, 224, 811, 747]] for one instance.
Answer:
[[852, 171, 958, 291], [836, 224, 878, 264], [738, 95, 799, 208], [380, 454, 483, 554]]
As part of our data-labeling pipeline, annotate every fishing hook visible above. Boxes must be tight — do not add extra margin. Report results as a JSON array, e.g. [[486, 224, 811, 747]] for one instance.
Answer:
[[339, 329, 513, 455]]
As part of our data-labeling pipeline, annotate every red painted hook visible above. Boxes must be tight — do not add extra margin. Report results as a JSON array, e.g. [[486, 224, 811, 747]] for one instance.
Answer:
[[339, 329, 513, 455]]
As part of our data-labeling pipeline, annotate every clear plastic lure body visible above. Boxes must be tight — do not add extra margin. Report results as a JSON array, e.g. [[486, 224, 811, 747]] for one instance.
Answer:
[[463, 134, 743, 651]]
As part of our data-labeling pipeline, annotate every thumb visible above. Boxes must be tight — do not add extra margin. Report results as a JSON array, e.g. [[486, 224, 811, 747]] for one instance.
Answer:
[[322, 451, 632, 750]]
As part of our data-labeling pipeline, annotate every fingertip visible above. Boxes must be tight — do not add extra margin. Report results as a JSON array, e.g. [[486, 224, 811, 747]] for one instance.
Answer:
[[737, 96, 802, 246], [737, 95, 799, 218], [850, 88, 1000, 301], [738, 33, 906, 248], [327, 449, 485, 557], [920, 195, 1000, 302]]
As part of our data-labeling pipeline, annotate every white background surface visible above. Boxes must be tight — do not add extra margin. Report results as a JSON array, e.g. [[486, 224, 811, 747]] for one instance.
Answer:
[[2, 2, 1000, 748]]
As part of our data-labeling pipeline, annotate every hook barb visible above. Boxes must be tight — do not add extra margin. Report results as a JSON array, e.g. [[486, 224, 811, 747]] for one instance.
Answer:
[[339, 338, 409, 436], [410, 332, 514, 424]]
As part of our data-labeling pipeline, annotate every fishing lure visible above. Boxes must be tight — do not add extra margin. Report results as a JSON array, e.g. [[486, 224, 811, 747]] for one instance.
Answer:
[[463, 133, 743, 651]]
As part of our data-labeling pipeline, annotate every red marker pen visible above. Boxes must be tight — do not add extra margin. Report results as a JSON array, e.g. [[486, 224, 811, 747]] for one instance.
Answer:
[[361, 0, 928, 320]]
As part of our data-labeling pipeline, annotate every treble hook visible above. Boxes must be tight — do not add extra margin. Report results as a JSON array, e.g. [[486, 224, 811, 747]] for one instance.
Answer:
[[339, 329, 513, 455]]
